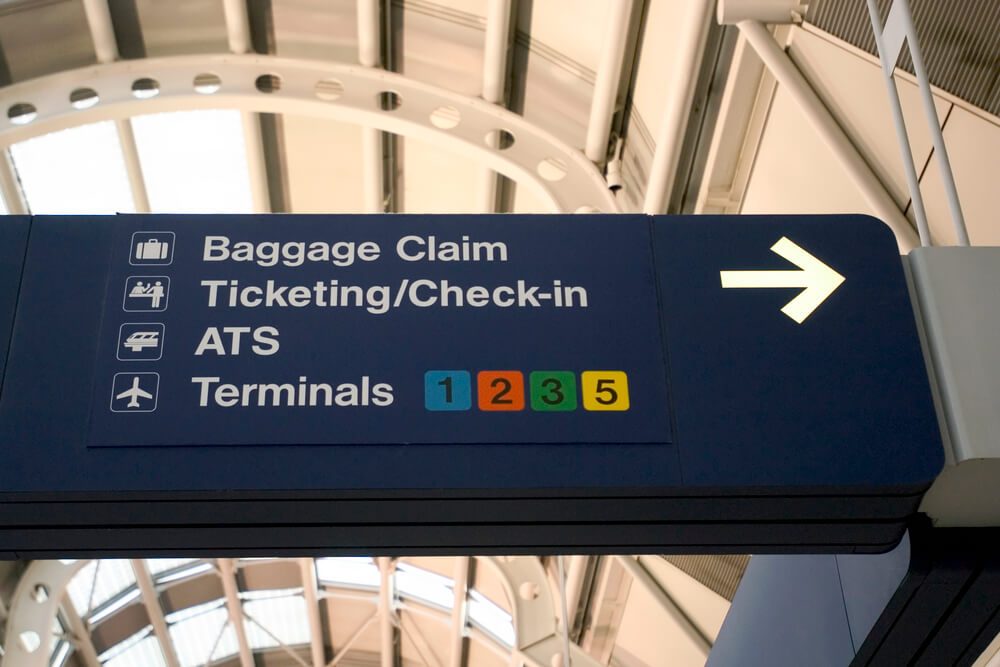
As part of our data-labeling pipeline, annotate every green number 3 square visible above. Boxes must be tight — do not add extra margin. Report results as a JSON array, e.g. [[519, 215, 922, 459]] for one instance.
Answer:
[[529, 371, 577, 411]]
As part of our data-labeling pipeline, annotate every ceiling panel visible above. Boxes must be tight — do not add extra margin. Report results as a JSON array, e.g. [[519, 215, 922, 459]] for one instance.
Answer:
[[917, 106, 1000, 246], [283, 115, 366, 213], [638, 556, 730, 642], [0, 0, 94, 82], [135, 0, 229, 56], [273, 0, 358, 62], [740, 84, 877, 218], [788, 27, 949, 209], [399, 2, 485, 98]]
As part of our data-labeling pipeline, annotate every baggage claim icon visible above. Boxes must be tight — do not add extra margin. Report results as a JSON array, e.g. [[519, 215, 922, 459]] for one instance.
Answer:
[[130, 231, 175, 266]]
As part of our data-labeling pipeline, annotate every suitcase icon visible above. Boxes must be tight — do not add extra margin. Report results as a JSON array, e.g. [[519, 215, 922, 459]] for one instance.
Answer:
[[135, 238, 169, 261]]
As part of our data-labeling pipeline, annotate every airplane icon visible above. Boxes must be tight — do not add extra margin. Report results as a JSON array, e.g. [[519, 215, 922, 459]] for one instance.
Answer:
[[110, 373, 159, 412], [116, 376, 152, 408]]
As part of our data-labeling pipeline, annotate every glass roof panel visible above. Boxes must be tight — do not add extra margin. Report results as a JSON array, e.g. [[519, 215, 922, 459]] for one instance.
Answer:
[[468, 589, 515, 647], [102, 633, 165, 667], [147, 558, 198, 575], [169, 604, 234, 667], [66, 561, 137, 617], [131, 110, 254, 214], [396, 563, 454, 610], [10, 121, 135, 214], [243, 595, 310, 650], [316, 557, 380, 589]]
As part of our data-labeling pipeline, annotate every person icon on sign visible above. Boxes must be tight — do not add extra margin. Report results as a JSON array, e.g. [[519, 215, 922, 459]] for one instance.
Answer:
[[149, 281, 165, 309]]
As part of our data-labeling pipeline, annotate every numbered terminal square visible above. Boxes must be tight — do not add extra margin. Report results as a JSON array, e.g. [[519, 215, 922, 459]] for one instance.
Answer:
[[581, 371, 630, 411], [424, 370, 471, 411], [477, 371, 525, 411], [529, 371, 577, 411]]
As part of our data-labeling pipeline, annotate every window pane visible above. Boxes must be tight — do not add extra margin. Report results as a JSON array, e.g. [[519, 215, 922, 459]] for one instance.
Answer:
[[10, 122, 134, 214], [132, 110, 253, 213]]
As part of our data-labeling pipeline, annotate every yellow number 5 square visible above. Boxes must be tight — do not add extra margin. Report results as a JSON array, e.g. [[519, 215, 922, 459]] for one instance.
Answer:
[[581, 371, 630, 411]]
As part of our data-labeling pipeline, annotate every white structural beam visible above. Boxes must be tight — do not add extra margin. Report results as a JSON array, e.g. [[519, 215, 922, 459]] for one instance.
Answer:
[[0, 149, 27, 214], [865, 0, 969, 246], [736, 20, 918, 251], [358, 0, 386, 213], [300, 559, 326, 667], [585, 0, 634, 164], [222, 0, 271, 213], [643, 0, 714, 214], [378, 558, 396, 667], [614, 557, 711, 658], [563, 556, 589, 632], [449, 557, 470, 667], [62, 602, 101, 667], [80, 0, 151, 212], [327, 611, 378, 667], [478, 0, 513, 212], [218, 559, 254, 667], [0, 55, 618, 213], [130, 560, 181, 667]]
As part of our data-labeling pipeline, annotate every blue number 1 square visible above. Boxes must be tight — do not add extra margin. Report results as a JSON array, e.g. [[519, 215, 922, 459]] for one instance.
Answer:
[[425, 370, 471, 411]]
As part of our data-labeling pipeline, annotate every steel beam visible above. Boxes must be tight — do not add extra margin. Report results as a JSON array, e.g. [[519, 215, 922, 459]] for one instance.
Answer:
[[218, 558, 254, 667], [585, 0, 635, 164], [643, 0, 714, 214], [130, 560, 180, 667], [300, 558, 326, 667], [0, 150, 27, 214], [478, 0, 513, 212], [614, 556, 711, 657], [62, 602, 101, 667], [80, 0, 150, 212], [449, 557, 470, 667], [222, 0, 271, 213], [377, 558, 397, 667]]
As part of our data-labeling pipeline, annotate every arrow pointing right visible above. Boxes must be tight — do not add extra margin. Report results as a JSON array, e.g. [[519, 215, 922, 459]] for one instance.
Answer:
[[720, 237, 845, 324]]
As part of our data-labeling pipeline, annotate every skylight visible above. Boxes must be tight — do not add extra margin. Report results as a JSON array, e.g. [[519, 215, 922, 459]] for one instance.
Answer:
[[131, 110, 254, 213], [147, 558, 198, 575], [315, 557, 380, 589], [395, 563, 454, 610], [468, 589, 515, 647], [65, 560, 137, 617], [168, 603, 237, 667], [243, 595, 310, 650], [9, 121, 135, 214]]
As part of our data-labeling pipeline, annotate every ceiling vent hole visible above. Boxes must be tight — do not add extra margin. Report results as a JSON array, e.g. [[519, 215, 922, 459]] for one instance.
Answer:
[[7, 103, 37, 125], [537, 158, 567, 182], [31, 584, 49, 603], [193, 73, 221, 94], [69, 88, 99, 110], [430, 106, 461, 129], [379, 91, 402, 111], [256, 74, 281, 94], [485, 129, 515, 151], [18, 631, 41, 653], [315, 78, 344, 101], [131, 78, 160, 99]]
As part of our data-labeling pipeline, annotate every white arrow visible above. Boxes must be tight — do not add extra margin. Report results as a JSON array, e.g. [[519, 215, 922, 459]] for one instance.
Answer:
[[719, 237, 845, 324]]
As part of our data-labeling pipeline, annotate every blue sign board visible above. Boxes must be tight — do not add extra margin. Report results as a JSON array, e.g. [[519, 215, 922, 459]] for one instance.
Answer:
[[0, 214, 942, 555]]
